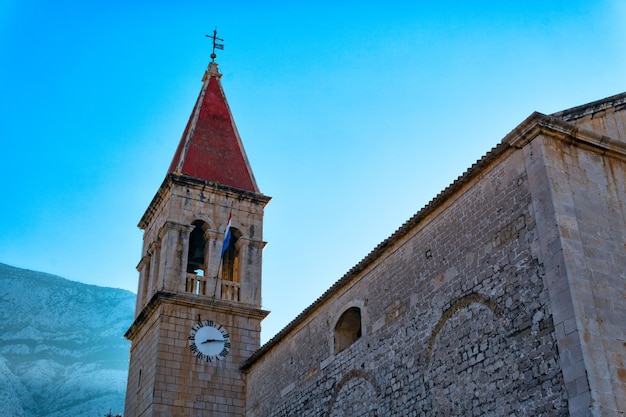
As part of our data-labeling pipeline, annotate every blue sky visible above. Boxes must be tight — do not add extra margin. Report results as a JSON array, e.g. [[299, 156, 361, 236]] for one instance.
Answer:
[[1, 0, 625, 342]]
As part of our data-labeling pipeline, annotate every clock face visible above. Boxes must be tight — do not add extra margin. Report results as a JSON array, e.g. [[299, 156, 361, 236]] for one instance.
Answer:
[[188, 320, 231, 362]]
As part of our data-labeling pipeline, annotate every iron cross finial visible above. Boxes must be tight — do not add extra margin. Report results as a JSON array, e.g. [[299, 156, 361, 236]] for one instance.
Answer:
[[205, 29, 224, 62]]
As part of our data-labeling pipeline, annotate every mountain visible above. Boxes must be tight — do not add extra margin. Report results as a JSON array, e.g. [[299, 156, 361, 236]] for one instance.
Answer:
[[0, 263, 135, 417]]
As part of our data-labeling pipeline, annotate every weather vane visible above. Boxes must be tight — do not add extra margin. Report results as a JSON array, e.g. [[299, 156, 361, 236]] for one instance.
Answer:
[[206, 29, 224, 62]]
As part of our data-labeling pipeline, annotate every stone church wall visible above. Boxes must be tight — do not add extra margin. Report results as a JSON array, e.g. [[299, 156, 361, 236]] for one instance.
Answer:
[[525, 131, 626, 413], [530, 101, 626, 415], [245, 145, 569, 416], [563, 148, 626, 412]]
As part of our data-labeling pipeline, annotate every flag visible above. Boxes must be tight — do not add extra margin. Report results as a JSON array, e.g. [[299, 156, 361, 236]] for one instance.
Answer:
[[221, 214, 232, 257]]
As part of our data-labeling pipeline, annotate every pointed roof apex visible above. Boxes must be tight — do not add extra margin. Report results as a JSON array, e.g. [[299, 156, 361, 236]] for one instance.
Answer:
[[167, 57, 259, 193], [202, 62, 221, 82]]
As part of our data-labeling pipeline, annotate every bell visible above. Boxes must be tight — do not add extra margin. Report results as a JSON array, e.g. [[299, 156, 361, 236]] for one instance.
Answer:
[[188, 246, 204, 270], [189, 246, 204, 266]]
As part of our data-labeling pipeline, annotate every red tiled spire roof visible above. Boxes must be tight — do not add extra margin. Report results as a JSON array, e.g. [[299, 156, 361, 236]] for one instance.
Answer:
[[168, 62, 259, 193]]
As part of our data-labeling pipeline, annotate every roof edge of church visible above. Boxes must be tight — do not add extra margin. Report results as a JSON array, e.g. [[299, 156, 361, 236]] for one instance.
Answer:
[[550, 91, 626, 122], [241, 119, 517, 371], [241, 94, 626, 371]]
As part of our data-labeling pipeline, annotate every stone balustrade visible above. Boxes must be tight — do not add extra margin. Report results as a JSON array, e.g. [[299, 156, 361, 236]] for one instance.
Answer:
[[185, 273, 240, 301]]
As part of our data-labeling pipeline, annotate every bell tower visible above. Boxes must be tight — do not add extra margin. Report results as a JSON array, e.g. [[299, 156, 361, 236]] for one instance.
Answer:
[[124, 43, 270, 417]]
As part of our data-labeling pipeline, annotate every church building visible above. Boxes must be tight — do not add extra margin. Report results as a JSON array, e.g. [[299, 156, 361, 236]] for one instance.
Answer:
[[124, 48, 626, 416]]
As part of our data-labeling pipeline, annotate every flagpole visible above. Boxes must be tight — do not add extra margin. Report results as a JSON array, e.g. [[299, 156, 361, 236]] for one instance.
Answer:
[[212, 204, 233, 298]]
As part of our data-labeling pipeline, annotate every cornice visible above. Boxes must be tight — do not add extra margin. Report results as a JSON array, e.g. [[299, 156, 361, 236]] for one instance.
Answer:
[[138, 173, 272, 230], [125, 290, 269, 341], [505, 112, 626, 161]]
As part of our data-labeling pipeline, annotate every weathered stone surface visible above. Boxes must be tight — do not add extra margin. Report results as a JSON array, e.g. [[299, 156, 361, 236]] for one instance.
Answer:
[[244, 94, 626, 417]]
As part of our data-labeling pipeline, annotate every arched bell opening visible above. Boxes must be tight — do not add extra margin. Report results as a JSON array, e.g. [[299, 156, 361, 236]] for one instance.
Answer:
[[187, 220, 208, 276]]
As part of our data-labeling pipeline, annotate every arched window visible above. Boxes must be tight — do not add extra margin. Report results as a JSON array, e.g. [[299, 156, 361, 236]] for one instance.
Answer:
[[335, 307, 362, 353], [221, 228, 241, 282], [187, 221, 207, 275]]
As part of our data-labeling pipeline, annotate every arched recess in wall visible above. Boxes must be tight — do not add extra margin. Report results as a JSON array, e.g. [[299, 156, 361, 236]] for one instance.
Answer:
[[187, 220, 208, 275], [426, 293, 507, 357], [334, 307, 362, 353], [423, 293, 518, 416], [327, 370, 381, 417]]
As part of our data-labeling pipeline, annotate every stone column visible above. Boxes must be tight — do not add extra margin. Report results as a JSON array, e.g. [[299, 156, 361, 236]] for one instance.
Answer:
[[157, 221, 193, 294], [135, 255, 150, 316], [238, 237, 265, 305], [204, 230, 219, 278], [148, 240, 161, 296]]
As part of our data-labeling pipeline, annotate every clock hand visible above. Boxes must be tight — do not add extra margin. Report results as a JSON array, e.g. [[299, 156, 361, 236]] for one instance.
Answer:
[[201, 338, 224, 344]]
